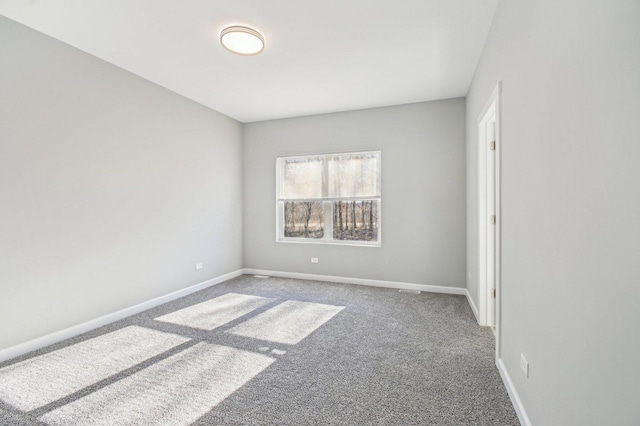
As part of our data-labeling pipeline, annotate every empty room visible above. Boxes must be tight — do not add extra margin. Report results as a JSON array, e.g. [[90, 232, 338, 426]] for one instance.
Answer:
[[0, 1, 638, 425]]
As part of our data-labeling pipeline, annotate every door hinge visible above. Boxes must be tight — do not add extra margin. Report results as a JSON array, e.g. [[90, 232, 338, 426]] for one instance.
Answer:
[[490, 215, 496, 224], [491, 288, 496, 298], [490, 141, 496, 150]]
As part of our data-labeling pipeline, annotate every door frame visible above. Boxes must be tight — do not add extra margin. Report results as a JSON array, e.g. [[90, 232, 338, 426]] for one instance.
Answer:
[[477, 82, 502, 355]]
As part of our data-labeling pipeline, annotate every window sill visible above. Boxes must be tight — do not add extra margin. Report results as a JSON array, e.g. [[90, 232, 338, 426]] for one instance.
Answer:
[[276, 238, 381, 248]]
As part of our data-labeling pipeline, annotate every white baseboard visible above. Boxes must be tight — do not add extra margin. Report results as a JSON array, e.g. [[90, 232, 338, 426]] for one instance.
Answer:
[[0, 269, 243, 364], [465, 289, 479, 322], [497, 358, 532, 426], [243, 268, 466, 296]]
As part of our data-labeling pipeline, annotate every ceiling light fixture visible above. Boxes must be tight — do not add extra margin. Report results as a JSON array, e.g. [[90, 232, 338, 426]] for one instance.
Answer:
[[220, 26, 264, 56]]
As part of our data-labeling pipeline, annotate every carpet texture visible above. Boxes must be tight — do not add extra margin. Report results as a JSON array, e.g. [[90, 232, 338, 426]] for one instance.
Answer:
[[0, 275, 520, 425], [155, 293, 274, 331], [226, 299, 345, 345], [0, 327, 188, 411]]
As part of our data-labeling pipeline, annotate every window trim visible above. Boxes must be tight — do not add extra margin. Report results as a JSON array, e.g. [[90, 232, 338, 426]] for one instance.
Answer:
[[275, 150, 382, 247]]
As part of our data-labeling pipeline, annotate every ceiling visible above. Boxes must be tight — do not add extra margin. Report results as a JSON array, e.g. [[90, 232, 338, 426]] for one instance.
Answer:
[[0, 0, 498, 123]]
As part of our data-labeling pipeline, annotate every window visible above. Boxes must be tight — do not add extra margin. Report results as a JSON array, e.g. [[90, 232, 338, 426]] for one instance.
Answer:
[[276, 151, 381, 246]]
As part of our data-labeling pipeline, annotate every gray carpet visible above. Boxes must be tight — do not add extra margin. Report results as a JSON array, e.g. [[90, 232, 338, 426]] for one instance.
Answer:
[[0, 275, 520, 425]]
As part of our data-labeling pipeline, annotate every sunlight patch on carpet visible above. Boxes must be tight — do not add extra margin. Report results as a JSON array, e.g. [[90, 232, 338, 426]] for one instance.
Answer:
[[154, 293, 274, 331], [226, 300, 345, 345], [0, 326, 188, 411], [40, 343, 275, 426]]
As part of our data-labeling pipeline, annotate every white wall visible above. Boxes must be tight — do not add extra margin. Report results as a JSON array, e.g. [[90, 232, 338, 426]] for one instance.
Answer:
[[244, 100, 466, 288], [0, 17, 243, 353], [466, 1, 640, 424]]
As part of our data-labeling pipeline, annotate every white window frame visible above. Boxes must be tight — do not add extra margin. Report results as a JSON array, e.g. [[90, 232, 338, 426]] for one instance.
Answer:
[[275, 150, 381, 247]]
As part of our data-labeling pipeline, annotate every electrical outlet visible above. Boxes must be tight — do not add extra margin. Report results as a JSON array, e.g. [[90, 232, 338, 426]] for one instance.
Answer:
[[195, 263, 203, 270], [311, 257, 319, 264], [520, 354, 529, 378]]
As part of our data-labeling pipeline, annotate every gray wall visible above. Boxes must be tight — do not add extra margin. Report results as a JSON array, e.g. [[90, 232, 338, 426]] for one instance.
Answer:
[[244, 100, 466, 287], [466, 0, 640, 424], [0, 17, 243, 352]]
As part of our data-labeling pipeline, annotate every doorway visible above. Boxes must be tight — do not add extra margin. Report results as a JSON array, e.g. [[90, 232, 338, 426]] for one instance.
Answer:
[[477, 83, 501, 338]]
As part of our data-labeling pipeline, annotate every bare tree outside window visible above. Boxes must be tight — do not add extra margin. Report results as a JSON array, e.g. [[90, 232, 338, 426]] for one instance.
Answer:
[[332, 200, 378, 241], [284, 201, 324, 238]]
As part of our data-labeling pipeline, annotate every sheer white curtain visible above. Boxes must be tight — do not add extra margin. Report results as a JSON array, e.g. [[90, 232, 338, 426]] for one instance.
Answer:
[[279, 151, 380, 200]]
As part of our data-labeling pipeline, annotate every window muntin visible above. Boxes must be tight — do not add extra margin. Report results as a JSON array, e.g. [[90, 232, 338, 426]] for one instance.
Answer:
[[276, 151, 381, 246]]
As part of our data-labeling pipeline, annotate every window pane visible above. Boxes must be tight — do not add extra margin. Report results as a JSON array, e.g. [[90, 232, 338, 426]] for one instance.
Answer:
[[328, 153, 380, 198], [283, 201, 324, 239], [281, 157, 324, 199], [332, 200, 378, 242]]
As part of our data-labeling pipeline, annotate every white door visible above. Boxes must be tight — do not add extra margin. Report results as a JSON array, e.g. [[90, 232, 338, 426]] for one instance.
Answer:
[[477, 89, 499, 330]]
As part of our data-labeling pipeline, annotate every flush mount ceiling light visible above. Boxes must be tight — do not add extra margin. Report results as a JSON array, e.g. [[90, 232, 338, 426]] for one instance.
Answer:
[[220, 26, 264, 56]]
